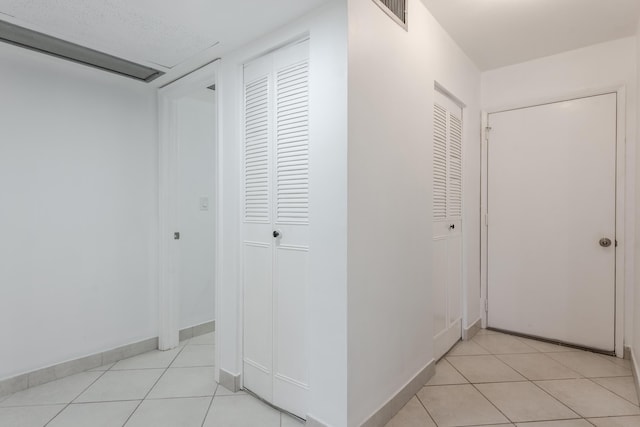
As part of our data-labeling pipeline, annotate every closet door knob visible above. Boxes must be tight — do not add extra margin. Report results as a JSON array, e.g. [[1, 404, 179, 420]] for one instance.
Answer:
[[273, 230, 281, 238], [599, 237, 612, 248], [449, 224, 455, 230]]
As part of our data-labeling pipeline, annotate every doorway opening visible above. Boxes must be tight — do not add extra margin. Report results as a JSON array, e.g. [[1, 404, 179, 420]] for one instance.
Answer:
[[158, 62, 219, 369]]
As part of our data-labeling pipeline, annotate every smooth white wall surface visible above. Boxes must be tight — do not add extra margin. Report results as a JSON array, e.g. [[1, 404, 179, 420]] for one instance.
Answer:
[[482, 37, 637, 347], [176, 94, 216, 330], [0, 43, 158, 380], [347, 0, 481, 424], [634, 20, 640, 372], [216, 1, 348, 425]]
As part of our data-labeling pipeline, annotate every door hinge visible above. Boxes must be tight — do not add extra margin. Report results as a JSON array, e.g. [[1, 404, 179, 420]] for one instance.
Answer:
[[484, 214, 488, 227], [485, 126, 492, 143], [174, 232, 180, 240], [485, 299, 488, 313]]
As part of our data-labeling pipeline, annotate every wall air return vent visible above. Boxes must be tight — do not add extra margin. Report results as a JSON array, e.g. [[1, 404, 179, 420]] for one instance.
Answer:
[[0, 19, 164, 83], [373, 0, 407, 29]]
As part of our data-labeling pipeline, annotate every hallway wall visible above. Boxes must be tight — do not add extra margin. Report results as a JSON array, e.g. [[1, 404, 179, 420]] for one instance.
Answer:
[[0, 42, 159, 380], [347, 0, 481, 424], [482, 36, 638, 350], [634, 19, 640, 377]]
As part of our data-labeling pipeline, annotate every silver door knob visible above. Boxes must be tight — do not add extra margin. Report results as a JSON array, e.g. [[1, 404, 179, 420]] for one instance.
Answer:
[[599, 238, 612, 248]]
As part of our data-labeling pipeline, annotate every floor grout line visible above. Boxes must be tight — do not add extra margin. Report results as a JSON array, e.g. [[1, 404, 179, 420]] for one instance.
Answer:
[[109, 365, 216, 372], [469, 382, 515, 424], [43, 369, 110, 427], [414, 391, 439, 426], [200, 390, 217, 427], [120, 343, 188, 427], [584, 376, 640, 407], [527, 375, 584, 419]]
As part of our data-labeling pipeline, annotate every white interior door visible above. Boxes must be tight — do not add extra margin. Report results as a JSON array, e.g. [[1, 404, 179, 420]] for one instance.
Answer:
[[433, 90, 463, 360], [487, 93, 616, 352], [242, 40, 309, 418]]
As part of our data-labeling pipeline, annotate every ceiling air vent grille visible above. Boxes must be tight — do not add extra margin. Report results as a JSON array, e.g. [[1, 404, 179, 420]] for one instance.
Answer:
[[373, 0, 407, 29], [0, 19, 164, 83]]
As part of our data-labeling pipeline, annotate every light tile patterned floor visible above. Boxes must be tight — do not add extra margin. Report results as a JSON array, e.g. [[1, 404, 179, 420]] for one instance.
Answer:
[[0, 333, 304, 427], [2, 330, 639, 426], [386, 330, 640, 427]]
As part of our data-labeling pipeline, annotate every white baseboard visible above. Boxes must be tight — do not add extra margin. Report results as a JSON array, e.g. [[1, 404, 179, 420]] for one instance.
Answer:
[[179, 320, 216, 342], [359, 359, 436, 427], [463, 318, 482, 341], [629, 347, 640, 405], [306, 414, 331, 427], [0, 336, 157, 398], [219, 368, 242, 393], [0, 320, 215, 399]]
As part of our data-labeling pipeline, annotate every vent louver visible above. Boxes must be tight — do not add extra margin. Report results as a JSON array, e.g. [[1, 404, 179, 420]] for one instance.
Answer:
[[373, 0, 407, 29], [0, 19, 164, 83]]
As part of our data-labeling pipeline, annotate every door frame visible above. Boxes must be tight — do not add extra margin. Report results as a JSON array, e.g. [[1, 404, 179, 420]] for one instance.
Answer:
[[480, 86, 629, 357], [157, 60, 220, 359]]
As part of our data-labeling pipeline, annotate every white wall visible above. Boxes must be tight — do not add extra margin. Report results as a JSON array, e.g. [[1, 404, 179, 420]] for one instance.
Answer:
[[482, 37, 637, 348], [216, 1, 348, 425], [347, 0, 481, 424], [176, 94, 217, 330], [634, 20, 640, 374], [0, 43, 158, 380]]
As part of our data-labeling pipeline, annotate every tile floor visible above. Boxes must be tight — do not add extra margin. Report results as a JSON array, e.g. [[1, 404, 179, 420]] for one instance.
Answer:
[[2, 329, 639, 427], [386, 329, 640, 427], [0, 332, 303, 427]]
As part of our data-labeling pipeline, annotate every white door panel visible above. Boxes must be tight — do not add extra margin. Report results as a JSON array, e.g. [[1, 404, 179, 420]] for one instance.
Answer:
[[487, 93, 616, 352], [448, 235, 462, 326], [243, 40, 309, 418], [243, 243, 273, 399], [273, 245, 308, 415], [432, 90, 463, 360], [433, 238, 448, 337]]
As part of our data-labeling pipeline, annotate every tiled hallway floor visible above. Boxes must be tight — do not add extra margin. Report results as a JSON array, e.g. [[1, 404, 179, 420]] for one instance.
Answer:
[[0, 333, 303, 427], [3, 330, 639, 427], [386, 329, 640, 427]]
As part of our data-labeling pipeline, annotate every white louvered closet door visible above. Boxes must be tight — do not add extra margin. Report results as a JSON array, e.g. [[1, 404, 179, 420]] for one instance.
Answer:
[[433, 90, 463, 360], [242, 40, 309, 419]]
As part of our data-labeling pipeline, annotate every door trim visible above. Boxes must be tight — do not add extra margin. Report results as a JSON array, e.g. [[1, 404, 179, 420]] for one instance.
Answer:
[[480, 86, 629, 357], [157, 61, 220, 365]]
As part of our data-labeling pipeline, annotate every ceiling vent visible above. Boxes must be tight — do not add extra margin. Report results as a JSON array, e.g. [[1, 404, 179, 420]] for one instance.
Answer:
[[0, 19, 164, 83], [373, 0, 407, 29]]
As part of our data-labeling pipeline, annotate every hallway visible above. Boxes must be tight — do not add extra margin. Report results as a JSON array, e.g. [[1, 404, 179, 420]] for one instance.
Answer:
[[386, 330, 639, 427]]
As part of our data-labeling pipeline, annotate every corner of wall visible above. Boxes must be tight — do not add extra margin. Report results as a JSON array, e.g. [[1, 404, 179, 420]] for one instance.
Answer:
[[634, 17, 640, 363]]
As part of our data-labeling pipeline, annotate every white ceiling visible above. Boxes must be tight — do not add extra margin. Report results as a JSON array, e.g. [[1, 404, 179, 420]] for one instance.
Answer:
[[0, 0, 330, 85], [421, 0, 640, 70]]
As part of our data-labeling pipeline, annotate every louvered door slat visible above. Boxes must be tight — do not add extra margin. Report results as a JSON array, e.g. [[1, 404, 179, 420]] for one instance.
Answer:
[[433, 104, 448, 220], [244, 76, 270, 223], [448, 114, 463, 219], [276, 59, 309, 224]]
